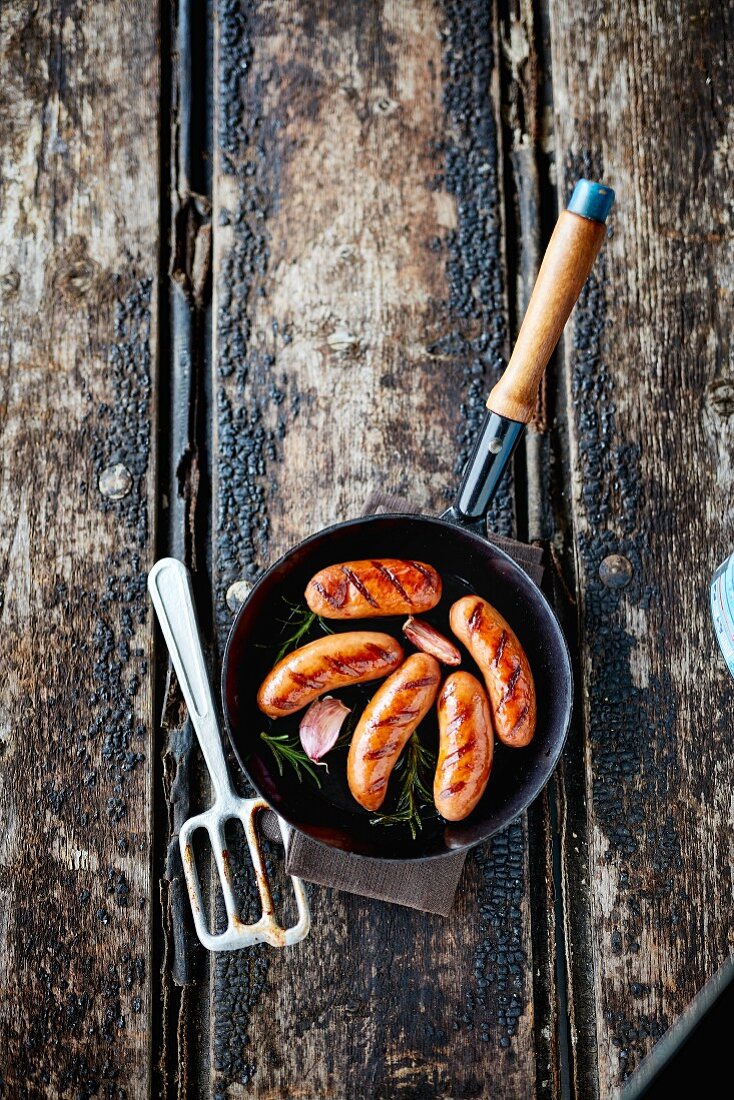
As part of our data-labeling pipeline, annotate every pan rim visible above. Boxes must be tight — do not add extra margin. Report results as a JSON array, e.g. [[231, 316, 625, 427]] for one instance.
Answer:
[[220, 511, 573, 862]]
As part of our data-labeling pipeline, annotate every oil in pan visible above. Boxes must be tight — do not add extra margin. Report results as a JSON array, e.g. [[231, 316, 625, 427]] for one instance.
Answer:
[[711, 552, 734, 680]]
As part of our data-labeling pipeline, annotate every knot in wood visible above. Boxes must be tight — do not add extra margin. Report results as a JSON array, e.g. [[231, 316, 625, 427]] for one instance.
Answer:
[[373, 96, 398, 115], [1, 269, 20, 298], [56, 236, 100, 303], [326, 328, 360, 355], [706, 377, 734, 419]]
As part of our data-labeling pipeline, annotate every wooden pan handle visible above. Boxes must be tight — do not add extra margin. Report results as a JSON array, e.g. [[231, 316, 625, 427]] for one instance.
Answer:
[[488, 181, 614, 424]]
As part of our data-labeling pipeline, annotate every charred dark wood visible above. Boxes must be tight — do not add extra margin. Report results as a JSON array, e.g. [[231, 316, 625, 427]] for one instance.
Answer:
[[550, 0, 734, 1093]]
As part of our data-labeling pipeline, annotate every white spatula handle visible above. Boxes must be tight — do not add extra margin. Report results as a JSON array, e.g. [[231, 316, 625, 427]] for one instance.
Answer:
[[148, 558, 231, 800]]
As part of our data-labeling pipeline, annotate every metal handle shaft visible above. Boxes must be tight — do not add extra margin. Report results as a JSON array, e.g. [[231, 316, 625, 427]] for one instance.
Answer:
[[148, 558, 231, 799]]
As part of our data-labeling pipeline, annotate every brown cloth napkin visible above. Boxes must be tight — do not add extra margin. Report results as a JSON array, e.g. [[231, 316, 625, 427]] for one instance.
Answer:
[[268, 493, 544, 916]]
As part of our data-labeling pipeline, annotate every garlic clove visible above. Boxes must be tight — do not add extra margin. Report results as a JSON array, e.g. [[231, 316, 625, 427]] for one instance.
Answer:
[[299, 696, 351, 762], [402, 616, 462, 666]]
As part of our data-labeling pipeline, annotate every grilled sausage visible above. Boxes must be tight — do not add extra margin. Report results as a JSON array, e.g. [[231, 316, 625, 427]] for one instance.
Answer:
[[449, 596, 536, 747], [257, 632, 404, 719], [305, 559, 441, 619], [434, 672, 493, 821], [347, 653, 441, 811]]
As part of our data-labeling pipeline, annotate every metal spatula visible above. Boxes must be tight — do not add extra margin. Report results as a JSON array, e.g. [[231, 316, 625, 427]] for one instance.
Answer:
[[148, 557, 310, 951]]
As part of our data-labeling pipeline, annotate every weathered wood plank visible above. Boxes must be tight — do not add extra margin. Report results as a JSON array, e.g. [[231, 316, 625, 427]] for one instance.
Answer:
[[497, 4, 565, 1094], [0, 2, 159, 1095], [210, 1, 552, 1096], [549, 0, 734, 1093]]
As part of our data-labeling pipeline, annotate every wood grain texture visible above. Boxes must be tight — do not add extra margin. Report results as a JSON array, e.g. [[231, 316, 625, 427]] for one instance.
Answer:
[[549, 0, 734, 1093], [210, 1, 551, 1096], [0, 2, 159, 1095]]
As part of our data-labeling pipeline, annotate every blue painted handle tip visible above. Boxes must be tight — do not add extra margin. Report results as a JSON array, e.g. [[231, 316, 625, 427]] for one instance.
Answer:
[[568, 179, 615, 223]]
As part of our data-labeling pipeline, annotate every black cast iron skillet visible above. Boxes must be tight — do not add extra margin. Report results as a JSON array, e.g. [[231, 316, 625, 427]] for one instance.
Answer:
[[222, 180, 615, 861]]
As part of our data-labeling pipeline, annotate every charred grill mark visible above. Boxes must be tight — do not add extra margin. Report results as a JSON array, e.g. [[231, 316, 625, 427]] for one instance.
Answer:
[[468, 602, 484, 632], [342, 566, 380, 608], [274, 699, 299, 712], [287, 670, 324, 691], [446, 705, 470, 733], [507, 702, 530, 737], [401, 676, 439, 690], [443, 738, 477, 766], [364, 643, 393, 663], [373, 708, 420, 727], [364, 740, 398, 761], [370, 560, 413, 604], [369, 777, 387, 794], [324, 643, 397, 678], [314, 578, 347, 608], [441, 779, 467, 797], [501, 664, 522, 704], [409, 561, 437, 589], [492, 629, 508, 667], [325, 654, 359, 677]]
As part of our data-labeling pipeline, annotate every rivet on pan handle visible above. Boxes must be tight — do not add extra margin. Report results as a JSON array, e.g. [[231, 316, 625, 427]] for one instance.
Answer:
[[149, 557, 311, 952]]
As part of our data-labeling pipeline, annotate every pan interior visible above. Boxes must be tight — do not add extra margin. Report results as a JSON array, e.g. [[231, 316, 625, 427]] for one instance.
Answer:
[[222, 514, 572, 860]]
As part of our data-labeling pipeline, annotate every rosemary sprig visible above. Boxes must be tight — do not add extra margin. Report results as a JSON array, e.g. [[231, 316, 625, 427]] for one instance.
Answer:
[[273, 598, 333, 665], [370, 732, 436, 840], [260, 730, 323, 788], [273, 605, 316, 664]]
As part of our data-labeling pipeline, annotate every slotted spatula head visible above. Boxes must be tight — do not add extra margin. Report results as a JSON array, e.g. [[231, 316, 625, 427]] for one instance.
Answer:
[[179, 796, 310, 951]]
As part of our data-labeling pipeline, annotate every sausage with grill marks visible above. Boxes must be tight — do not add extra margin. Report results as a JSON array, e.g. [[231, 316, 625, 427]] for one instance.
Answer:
[[257, 632, 404, 719], [449, 595, 536, 747], [347, 653, 441, 811], [305, 559, 441, 619], [434, 672, 493, 821]]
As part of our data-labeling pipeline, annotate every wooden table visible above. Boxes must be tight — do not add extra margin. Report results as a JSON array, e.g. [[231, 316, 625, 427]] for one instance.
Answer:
[[1, 1, 732, 1096]]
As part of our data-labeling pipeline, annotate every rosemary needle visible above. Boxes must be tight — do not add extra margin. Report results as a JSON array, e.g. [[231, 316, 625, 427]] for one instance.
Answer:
[[273, 598, 333, 665], [260, 730, 323, 788]]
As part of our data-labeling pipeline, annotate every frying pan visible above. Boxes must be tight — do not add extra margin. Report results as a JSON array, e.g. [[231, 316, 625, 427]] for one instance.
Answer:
[[222, 180, 615, 862]]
